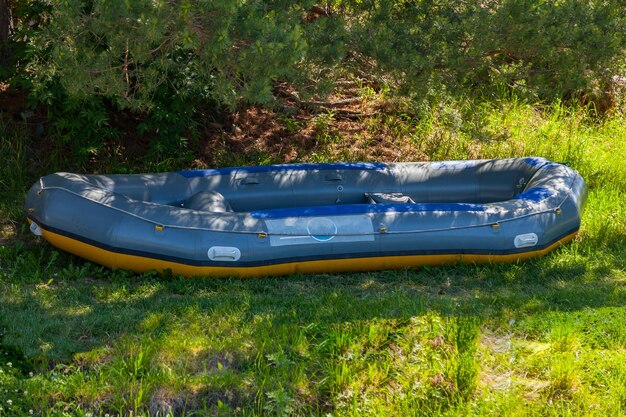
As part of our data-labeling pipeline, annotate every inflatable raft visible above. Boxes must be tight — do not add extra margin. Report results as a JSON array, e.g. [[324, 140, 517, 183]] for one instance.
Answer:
[[25, 157, 586, 277]]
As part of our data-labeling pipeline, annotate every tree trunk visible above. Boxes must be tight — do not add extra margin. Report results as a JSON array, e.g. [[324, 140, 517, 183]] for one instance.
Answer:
[[0, 0, 13, 66]]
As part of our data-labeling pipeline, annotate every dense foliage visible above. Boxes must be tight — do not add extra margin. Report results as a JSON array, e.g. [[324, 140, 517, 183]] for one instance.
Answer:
[[348, 0, 626, 102], [3, 0, 626, 150]]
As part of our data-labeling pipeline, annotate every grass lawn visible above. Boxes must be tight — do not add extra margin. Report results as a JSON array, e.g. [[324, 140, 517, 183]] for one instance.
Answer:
[[0, 98, 625, 416]]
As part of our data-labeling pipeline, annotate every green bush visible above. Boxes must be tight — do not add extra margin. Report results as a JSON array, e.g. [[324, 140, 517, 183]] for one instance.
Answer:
[[14, 1, 347, 159], [25, 0, 340, 110], [23, 0, 625, 107], [7, 0, 626, 149], [469, 0, 626, 100], [344, 0, 626, 102]]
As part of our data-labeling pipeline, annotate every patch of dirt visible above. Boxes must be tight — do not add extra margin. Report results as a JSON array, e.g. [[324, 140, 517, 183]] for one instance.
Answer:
[[429, 372, 457, 393], [187, 81, 436, 169], [195, 106, 317, 167], [6, 78, 439, 175], [181, 384, 250, 414], [148, 387, 188, 417], [188, 349, 248, 376], [429, 334, 453, 351]]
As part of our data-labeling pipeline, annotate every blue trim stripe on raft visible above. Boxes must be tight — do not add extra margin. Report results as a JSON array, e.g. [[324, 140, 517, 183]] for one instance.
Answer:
[[515, 187, 555, 203], [178, 162, 388, 178], [523, 157, 550, 167], [251, 202, 486, 219]]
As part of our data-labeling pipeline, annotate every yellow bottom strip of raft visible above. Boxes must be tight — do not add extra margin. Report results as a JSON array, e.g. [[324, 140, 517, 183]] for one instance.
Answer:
[[39, 227, 577, 278]]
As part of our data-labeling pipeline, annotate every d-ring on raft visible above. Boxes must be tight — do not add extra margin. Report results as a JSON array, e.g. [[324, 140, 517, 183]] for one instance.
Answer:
[[25, 157, 587, 277]]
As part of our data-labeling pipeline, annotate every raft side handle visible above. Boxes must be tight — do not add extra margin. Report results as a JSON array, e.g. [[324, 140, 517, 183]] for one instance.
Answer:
[[30, 221, 43, 236], [208, 246, 241, 261], [514, 233, 538, 248]]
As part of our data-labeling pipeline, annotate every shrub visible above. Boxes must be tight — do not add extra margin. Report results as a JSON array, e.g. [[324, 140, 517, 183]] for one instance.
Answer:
[[343, 0, 626, 103], [21, 1, 624, 109], [5, 0, 625, 151], [24, 0, 343, 110]]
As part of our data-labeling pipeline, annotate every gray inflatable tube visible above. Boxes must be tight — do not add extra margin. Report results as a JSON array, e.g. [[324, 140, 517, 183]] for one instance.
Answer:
[[25, 157, 587, 277]]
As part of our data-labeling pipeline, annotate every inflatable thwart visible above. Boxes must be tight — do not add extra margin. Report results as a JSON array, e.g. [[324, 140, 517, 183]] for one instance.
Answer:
[[25, 157, 587, 277]]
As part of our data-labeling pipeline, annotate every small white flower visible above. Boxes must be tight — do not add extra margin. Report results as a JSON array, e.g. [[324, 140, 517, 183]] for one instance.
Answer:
[[29, 410, 34, 415], [29, 371, 34, 377], [24, 390, 28, 395], [7, 399, 12, 405], [6, 362, 12, 368]]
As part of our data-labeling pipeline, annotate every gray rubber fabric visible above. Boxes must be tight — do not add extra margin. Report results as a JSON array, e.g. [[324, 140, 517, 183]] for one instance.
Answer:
[[25, 157, 587, 274]]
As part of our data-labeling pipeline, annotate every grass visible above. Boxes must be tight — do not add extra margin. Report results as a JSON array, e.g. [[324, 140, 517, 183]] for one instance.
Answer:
[[0, 95, 625, 416]]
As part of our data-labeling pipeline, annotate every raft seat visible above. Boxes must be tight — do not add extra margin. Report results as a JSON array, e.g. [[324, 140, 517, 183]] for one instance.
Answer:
[[183, 191, 233, 212]]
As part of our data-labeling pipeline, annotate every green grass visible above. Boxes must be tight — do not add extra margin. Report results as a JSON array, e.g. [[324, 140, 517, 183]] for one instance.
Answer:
[[1, 97, 625, 416]]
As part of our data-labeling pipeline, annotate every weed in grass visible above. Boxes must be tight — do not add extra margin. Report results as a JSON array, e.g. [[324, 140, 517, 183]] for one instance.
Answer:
[[0, 243, 60, 283], [549, 317, 580, 354], [311, 111, 335, 136], [264, 388, 295, 416], [277, 116, 303, 134], [547, 355, 581, 400]]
